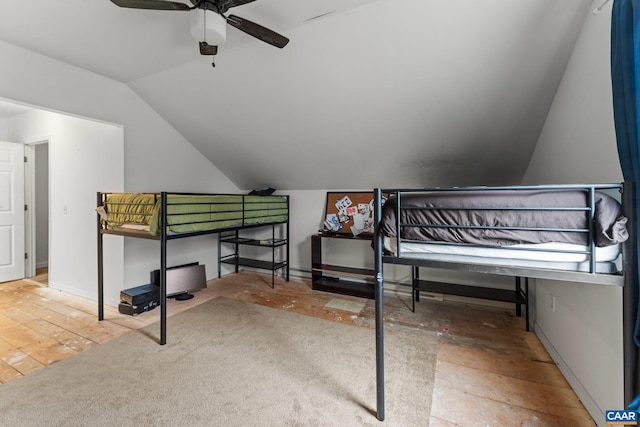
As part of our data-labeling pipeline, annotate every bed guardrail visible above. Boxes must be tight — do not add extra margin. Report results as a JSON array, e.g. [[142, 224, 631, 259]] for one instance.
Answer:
[[385, 183, 624, 275]]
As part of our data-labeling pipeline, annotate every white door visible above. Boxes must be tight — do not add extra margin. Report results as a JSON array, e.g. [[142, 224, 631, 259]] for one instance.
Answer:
[[0, 141, 25, 283]]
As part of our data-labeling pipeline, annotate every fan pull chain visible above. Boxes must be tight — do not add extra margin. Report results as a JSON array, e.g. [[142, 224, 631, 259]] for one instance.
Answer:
[[204, 10, 215, 67]]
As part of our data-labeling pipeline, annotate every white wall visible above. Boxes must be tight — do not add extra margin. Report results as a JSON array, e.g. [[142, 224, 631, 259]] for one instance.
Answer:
[[283, 190, 326, 276], [6, 110, 125, 305], [522, 2, 624, 424], [0, 40, 239, 305]]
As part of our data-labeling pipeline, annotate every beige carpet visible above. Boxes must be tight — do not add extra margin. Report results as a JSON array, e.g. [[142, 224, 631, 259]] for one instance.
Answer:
[[0, 297, 436, 427]]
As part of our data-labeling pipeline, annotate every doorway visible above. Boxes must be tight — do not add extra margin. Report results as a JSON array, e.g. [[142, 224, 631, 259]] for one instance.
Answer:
[[25, 142, 49, 286]]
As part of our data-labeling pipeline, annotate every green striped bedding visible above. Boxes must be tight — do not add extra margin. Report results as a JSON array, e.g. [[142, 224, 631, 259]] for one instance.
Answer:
[[103, 193, 288, 236]]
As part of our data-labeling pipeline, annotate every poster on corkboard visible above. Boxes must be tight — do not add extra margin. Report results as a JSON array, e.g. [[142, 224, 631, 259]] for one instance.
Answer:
[[322, 192, 388, 237]]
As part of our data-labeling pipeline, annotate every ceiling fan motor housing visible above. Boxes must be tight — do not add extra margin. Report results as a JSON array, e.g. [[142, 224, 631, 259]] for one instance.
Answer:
[[190, 9, 226, 45]]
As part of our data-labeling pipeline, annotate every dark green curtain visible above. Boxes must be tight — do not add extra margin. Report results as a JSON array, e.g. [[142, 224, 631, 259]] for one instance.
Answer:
[[611, 0, 640, 409]]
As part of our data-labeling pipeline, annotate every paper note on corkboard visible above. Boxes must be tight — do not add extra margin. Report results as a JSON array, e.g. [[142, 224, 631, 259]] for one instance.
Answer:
[[323, 192, 387, 236]]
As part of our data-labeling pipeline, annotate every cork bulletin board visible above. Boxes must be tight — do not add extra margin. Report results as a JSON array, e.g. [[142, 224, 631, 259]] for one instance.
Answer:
[[323, 192, 388, 237]]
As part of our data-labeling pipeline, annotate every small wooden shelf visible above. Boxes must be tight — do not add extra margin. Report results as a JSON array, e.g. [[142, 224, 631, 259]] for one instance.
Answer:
[[312, 277, 375, 299], [312, 264, 374, 279], [221, 255, 287, 271], [220, 237, 287, 248], [412, 268, 528, 328], [311, 234, 375, 299], [414, 279, 526, 304]]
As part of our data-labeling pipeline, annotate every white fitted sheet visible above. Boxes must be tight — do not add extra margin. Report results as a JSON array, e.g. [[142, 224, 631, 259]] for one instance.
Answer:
[[383, 237, 622, 274]]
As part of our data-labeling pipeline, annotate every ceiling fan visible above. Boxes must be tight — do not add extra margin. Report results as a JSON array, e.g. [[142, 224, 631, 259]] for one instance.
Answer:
[[110, 0, 289, 66]]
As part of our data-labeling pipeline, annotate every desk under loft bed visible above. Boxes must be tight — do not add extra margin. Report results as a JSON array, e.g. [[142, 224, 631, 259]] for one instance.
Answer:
[[370, 183, 632, 421], [96, 192, 289, 345]]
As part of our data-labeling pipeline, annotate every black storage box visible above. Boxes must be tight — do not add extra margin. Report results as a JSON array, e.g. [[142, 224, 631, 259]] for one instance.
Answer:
[[120, 283, 160, 306], [118, 299, 158, 316]]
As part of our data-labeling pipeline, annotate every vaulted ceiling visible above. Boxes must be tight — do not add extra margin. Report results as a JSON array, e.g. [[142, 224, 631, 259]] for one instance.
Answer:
[[0, 0, 594, 190]]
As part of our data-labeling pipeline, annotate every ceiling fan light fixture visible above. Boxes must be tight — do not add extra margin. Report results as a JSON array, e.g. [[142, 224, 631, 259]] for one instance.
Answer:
[[189, 9, 226, 45]]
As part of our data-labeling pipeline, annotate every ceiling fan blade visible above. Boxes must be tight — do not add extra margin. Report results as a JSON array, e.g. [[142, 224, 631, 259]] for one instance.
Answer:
[[199, 42, 218, 55], [110, 0, 191, 10], [226, 15, 289, 48]]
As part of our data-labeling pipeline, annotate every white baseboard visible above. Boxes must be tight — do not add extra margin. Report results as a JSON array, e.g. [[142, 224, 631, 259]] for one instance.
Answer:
[[534, 325, 602, 427], [48, 281, 119, 308]]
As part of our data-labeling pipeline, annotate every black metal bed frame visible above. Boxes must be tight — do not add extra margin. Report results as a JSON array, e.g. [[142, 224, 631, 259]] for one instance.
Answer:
[[372, 183, 633, 421], [96, 191, 290, 345]]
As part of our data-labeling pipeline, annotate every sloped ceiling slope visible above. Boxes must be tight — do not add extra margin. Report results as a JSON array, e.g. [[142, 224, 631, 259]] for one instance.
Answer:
[[0, 0, 591, 190], [129, 0, 591, 190]]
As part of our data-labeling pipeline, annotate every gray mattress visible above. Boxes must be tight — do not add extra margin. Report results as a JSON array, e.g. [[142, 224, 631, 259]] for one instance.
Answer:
[[379, 189, 628, 248]]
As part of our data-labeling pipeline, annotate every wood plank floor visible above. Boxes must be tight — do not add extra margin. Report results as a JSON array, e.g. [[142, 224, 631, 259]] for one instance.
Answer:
[[0, 268, 595, 426]]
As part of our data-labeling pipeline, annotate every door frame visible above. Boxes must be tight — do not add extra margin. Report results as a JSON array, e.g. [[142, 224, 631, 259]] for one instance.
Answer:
[[24, 139, 49, 279]]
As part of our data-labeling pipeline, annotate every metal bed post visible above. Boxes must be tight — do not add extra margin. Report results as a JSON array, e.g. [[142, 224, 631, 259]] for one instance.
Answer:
[[217, 233, 222, 279], [374, 188, 385, 421], [525, 278, 529, 332], [622, 181, 639, 407], [395, 191, 402, 257], [234, 230, 239, 274], [588, 186, 597, 274], [160, 192, 168, 345], [412, 266, 418, 313], [271, 224, 275, 288], [515, 277, 523, 317], [514, 277, 530, 332], [97, 192, 104, 321], [286, 195, 290, 281]]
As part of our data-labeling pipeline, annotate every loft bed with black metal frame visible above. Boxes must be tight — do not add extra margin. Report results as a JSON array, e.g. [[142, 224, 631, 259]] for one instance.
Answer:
[[370, 183, 633, 421], [96, 191, 290, 345]]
